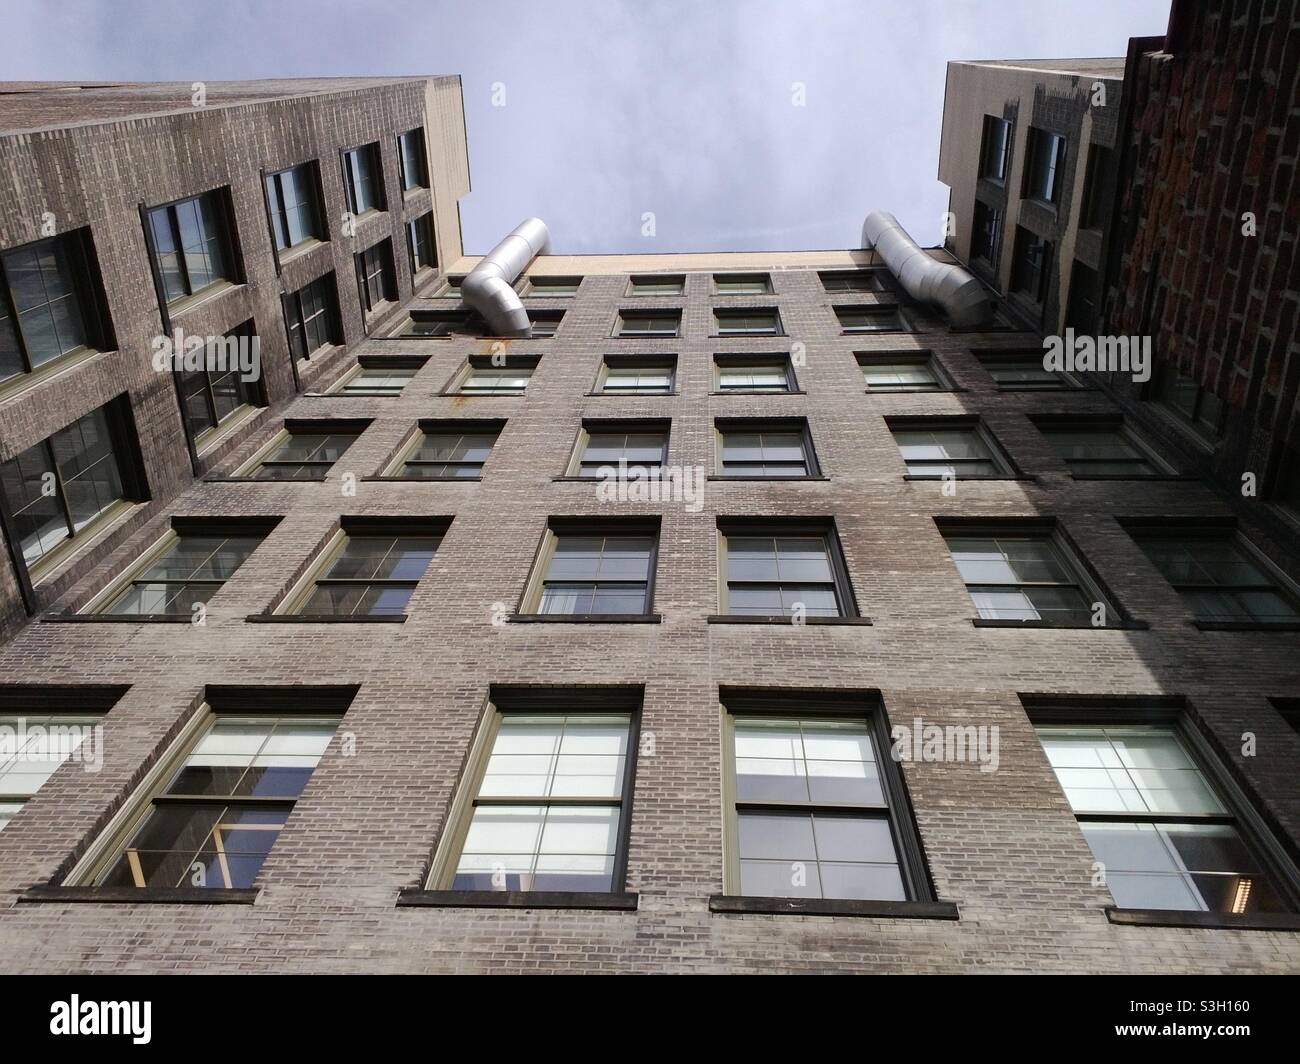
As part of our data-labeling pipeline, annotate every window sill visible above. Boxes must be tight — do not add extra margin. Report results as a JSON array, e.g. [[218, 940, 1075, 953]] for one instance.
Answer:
[[707, 475, 829, 482], [711, 333, 786, 340], [277, 237, 325, 265], [0, 345, 107, 406], [903, 474, 1034, 482], [361, 475, 481, 483], [204, 475, 326, 483], [865, 386, 969, 394], [1192, 620, 1300, 632], [20, 885, 259, 905], [707, 614, 872, 626], [26, 499, 137, 586], [1070, 473, 1195, 482], [307, 391, 402, 398], [440, 391, 528, 399], [194, 404, 260, 457], [709, 895, 959, 920], [397, 889, 638, 912], [510, 613, 662, 624], [1104, 906, 1300, 932], [585, 391, 679, 397], [612, 335, 681, 340], [972, 618, 1150, 630], [167, 279, 239, 318], [44, 613, 198, 624], [246, 613, 409, 624], [709, 390, 806, 396]]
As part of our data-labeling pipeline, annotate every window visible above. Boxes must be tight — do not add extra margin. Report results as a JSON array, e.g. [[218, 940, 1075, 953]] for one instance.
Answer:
[[389, 421, 502, 479], [241, 423, 362, 481], [1128, 529, 1300, 625], [89, 522, 272, 615], [713, 273, 772, 294], [596, 356, 675, 394], [287, 524, 442, 616], [1037, 421, 1169, 477], [858, 352, 947, 392], [453, 356, 537, 396], [835, 305, 909, 333], [979, 352, 1075, 390], [1023, 128, 1067, 204], [434, 694, 639, 893], [527, 311, 563, 338], [716, 419, 818, 478], [819, 269, 891, 294], [1010, 227, 1052, 304], [332, 359, 421, 396], [284, 274, 339, 360], [434, 276, 466, 299], [342, 142, 384, 215], [1065, 261, 1100, 333], [889, 420, 1011, 478], [971, 201, 1002, 264], [570, 423, 668, 480], [942, 525, 1113, 625], [86, 711, 340, 889], [718, 521, 856, 618], [177, 322, 262, 442], [627, 274, 684, 296], [714, 355, 795, 393], [406, 213, 436, 275], [397, 128, 428, 191], [526, 521, 658, 617], [1, 404, 134, 570], [1, 229, 110, 384], [0, 710, 103, 832], [714, 308, 782, 336], [146, 190, 235, 304], [1152, 362, 1227, 439], [527, 276, 581, 297], [355, 240, 396, 314], [395, 309, 484, 338], [980, 115, 1012, 182], [264, 163, 323, 253], [1079, 144, 1111, 229], [614, 310, 680, 338], [722, 695, 931, 902], [1036, 721, 1292, 914]]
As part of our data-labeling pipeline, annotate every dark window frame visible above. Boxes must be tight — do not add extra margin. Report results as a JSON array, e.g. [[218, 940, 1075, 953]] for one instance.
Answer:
[[340, 142, 386, 216], [144, 187, 241, 306], [712, 352, 799, 394], [518, 516, 662, 621], [715, 417, 821, 479], [1022, 127, 1067, 205], [406, 213, 437, 277], [569, 418, 671, 480], [979, 114, 1012, 183], [595, 353, 677, 395], [245, 418, 368, 482], [283, 273, 341, 362], [716, 517, 860, 620], [712, 306, 784, 337], [886, 415, 1018, 480], [834, 304, 911, 334], [263, 161, 326, 255], [857, 351, 952, 393], [396, 128, 429, 192], [393, 418, 505, 480], [613, 309, 682, 338], [354, 239, 397, 317]]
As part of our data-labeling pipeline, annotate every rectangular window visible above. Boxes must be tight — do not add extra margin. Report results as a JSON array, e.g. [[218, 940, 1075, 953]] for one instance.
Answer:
[[1153, 362, 1227, 439], [90, 523, 272, 616], [437, 697, 639, 893], [342, 143, 384, 215], [858, 352, 946, 392], [288, 525, 442, 616], [391, 421, 502, 479], [0, 711, 103, 832], [1023, 127, 1067, 204], [714, 356, 795, 393], [242, 423, 362, 481], [980, 115, 1012, 182], [819, 269, 891, 294], [1, 230, 109, 384], [719, 521, 856, 618], [527, 311, 563, 338], [1010, 227, 1052, 303], [284, 274, 339, 360], [979, 352, 1075, 390], [571, 423, 668, 480], [355, 240, 396, 315], [89, 711, 341, 889], [597, 356, 675, 394], [1079, 144, 1110, 229], [178, 322, 262, 442], [713, 273, 772, 294], [1129, 529, 1300, 625], [627, 275, 684, 296], [1036, 722, 1291, 914], [942, 526, 1112, 625], [714, 308, 782, 336], [395, 309, 485, 338], [0, 404, 132, 570], [453, 356, 537, 396], [332, 359, 421, 396], [1065, 261, 1100, 333], [717, 419, 817, 478], [434, 276, 465, 299], [1037, 421, 1168, 477], [147, 190, 235, 304], [835, 305, 909, 333], [397, 128, 428, 191], [264, 163, 323, 253], [971, 200, 1003, 264], [527, 276, 582, 297], [889, 420, 1011, 478], [614, 310, 680, 338], [406, 213, 437, 275], [528, 522, 658, 617], [723, 697, 930, 902]]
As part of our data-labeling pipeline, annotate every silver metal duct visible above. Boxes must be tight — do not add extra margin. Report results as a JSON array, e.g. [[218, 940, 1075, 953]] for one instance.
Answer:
[[461, 217, 552, 337], [861, 211, 992, 328]]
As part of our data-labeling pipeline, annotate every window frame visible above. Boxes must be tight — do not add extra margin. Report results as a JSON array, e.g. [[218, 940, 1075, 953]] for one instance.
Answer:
[[1150, 361, 1228, 442], [517, 517, 661, 621], [834, 304, 911, 334], [263, 161, 326, 256], [714, 417, 821, 479], [1010, 226, 1053, 305], [406, 213, 437, 277], [144, 187, 239, 307], [716, 518, 860, 621], [233, 419, 366, 481], [712, 273, 773, 295], [712, 306, 784, 337], [340, 142, 386, 217], [354, 239, 397, 317], [1033, 417, 1174, 479], [712, 353, 798, 394], [565, 419, 670, 480], [396, 128, 429, 192], [613, 309, 681, 338], [382, 419, 504, 480], [327, 356, 426, 396], [594, 354, 677, 395], [526, 276, 583, 298], [447, 355, 540, 397], [626, 274, 685, 296], [887, 416, 1018, 480], [976, 350, 1080, 391], [818, 269, 893, 294], [1022, 127, 1067, 205], [857, 351, 952, 393], [283, 273, 340, 362], [979, 114, 1012, 183]]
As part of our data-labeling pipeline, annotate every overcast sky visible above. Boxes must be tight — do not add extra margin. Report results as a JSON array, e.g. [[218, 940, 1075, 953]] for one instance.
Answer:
[[2, 0, 1170, 254]]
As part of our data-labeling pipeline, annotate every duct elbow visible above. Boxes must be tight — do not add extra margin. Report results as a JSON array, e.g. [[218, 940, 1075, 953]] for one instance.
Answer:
[[462, 218, 552, 337], [861, 210, 993, 327]]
